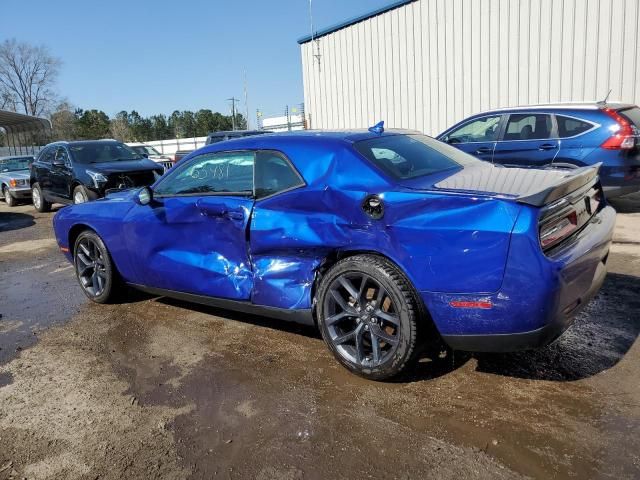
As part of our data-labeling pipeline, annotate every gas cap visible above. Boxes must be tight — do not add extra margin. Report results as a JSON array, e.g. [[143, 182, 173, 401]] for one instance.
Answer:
[[362, 194, 384, 220]]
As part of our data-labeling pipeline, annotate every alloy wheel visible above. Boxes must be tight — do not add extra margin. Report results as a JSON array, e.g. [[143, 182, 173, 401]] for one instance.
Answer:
[[323, 273, 400, 368], [75, 238, 108, 297], [32, 187, 41, 209], [74, 190, 86, 204]]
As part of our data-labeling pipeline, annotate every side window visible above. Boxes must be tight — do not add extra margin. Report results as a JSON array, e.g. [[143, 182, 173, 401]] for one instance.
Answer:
[[254, 151, 304, 199], [55, 147, 70, 166], [443, 115, 501, 144], [155, 151, 254, 196], [556, 115, 593, 138], [38, 147, 54, 164], [503, 114, 552, 141]]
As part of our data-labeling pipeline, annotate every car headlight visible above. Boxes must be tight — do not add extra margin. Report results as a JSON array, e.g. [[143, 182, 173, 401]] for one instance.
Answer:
[[86, 170, 108, 187]]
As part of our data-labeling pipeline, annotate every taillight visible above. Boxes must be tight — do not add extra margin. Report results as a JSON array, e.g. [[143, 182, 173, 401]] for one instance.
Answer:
[[601, 108, 636, 150], [540, 210, 578, 249]]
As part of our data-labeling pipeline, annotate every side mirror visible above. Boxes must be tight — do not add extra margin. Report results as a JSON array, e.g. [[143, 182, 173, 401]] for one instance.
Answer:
[[134, 186, 153, 206], [141, 153, 149, 158], [52, 158, 65, 167]]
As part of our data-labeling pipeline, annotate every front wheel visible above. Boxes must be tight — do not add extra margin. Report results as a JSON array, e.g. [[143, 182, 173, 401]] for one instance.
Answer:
[[32, 183, 51, 212], [316, 255, 422, 381], [74, 230, 123, 303], [73, 185, 98, 204], [3, 187, 16, 207]]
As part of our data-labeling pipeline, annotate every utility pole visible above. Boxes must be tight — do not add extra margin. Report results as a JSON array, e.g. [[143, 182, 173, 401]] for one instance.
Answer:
[[227, 97, 239, 130], [243, 70, 250, 130]]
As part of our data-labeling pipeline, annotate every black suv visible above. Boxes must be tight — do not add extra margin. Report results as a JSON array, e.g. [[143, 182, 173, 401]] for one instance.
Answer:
[[31, 140, 163, 211]]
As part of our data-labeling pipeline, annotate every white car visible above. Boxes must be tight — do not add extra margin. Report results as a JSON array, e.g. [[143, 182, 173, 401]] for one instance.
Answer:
[[0, 155, 33, 207], [127, 143, 174, 172]]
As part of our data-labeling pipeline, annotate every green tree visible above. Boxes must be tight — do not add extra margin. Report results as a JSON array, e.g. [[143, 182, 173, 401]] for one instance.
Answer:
[[150, 114, 171, 140], [50, 101, 77, 140], [75, 109, 110, 139]]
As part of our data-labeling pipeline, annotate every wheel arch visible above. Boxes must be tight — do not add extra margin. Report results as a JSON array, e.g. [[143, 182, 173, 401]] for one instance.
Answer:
[[312, 249, 432, 327], [68, 223, 95, 255]]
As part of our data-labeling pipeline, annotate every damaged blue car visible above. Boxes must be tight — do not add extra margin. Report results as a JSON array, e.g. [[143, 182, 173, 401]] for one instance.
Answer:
[[53, 124, 615, 380]]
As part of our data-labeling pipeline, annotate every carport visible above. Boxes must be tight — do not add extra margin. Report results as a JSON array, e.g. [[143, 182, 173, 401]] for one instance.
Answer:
[[0, 109, 51, 156]]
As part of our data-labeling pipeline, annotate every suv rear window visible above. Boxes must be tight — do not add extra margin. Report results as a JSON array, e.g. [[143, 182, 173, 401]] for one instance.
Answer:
[[556, 115, 594, 138], [354, 134, 474, 180], [618, 107, 640, 128]]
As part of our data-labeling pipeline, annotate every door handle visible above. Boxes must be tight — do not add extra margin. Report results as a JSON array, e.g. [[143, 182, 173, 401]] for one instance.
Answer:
[[196, 199, 244, 221], [538, 143, 558, 150], [225, 209, 244, 221], [475, 147, 493, 155]]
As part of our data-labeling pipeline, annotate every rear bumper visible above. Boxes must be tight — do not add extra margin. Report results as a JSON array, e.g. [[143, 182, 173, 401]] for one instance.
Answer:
[[423, 205, 615, 352], [441, 257, 607, 351]]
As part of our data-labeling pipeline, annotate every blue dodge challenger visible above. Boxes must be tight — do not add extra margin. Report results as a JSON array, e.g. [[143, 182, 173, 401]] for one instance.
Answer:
[[53, 124, 615, 380]]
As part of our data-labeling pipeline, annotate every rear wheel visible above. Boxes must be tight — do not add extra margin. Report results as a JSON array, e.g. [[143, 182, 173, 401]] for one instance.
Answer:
[[3, 187, 16, 207], [74, 230, 123, 303], [316, 255, 422, 380], [32, 183, 51, 212]]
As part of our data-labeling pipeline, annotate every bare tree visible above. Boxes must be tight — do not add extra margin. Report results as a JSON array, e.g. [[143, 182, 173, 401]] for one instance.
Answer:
[[0, 39, 61, 116]]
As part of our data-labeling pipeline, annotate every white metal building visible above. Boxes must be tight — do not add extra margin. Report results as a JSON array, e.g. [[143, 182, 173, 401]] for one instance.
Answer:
[[299, 0, 640, 135]]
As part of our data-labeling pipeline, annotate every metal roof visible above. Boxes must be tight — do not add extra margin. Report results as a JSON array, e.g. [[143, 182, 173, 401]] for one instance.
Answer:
[[0, 109, 51, 133], [297, 0, 416, 44]]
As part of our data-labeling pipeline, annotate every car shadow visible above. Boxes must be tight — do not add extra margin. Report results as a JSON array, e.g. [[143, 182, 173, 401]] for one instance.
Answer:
[[122, 273, 639, 384], [0, 212, 35, 232]]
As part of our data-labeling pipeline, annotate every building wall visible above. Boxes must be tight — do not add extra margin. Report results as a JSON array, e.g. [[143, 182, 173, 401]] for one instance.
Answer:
[[300, 0, 640, 135]]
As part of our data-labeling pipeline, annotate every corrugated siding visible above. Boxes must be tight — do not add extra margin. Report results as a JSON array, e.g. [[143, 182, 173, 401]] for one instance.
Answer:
[[300, 0, 640, 135]]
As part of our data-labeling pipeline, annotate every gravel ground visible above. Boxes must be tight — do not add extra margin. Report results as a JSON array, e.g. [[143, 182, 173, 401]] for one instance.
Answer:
[[0, 197, 639, 480]]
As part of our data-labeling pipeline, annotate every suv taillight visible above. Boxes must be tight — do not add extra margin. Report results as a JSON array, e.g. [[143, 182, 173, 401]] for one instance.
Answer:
[[601, 108, 636, 150]]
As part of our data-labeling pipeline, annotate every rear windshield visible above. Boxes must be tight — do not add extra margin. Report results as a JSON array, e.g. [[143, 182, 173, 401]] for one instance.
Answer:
[[0, 157, 31, 172], [69, 143, 143, 163], [354, 134, 477, 180], [618, 107, 640, 128]]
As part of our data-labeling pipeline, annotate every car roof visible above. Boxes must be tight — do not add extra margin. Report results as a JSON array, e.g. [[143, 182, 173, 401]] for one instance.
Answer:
[[46, 140, 123, 147], [474, 101, 635, 115], [258, 128, 419, 142]]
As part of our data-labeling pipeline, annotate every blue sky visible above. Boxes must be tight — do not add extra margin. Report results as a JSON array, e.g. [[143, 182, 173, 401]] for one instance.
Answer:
[[3, 0, 392, 124]]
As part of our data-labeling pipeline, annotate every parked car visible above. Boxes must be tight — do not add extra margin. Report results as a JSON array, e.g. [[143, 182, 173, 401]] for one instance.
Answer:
[[173, 130, 272, 163], [52, 125, 614, 380], [127, 143, 174, 172], [0, 155, 34, 207], [438, 102, 640, 198], [31, 140, 163, 211]]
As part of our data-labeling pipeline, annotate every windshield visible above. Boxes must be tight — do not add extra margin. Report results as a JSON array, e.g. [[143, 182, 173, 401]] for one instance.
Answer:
[[69, 143, 143, 163], [0, 157, 31, 172], [354, 134, 479, 180]]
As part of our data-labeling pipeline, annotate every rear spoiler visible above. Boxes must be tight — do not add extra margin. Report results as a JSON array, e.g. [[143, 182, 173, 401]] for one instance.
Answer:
[[517, 163, 602, 207]]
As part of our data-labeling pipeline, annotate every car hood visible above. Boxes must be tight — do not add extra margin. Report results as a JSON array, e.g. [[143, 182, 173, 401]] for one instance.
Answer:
[[402, 164, 571, 199], [0, 169, 29, 180], [84, 159, 161, 174]]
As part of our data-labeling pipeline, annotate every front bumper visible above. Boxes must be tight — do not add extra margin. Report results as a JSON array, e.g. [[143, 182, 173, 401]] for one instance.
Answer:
[[7, 187, 31, 199], [424, 205, 615, 352]]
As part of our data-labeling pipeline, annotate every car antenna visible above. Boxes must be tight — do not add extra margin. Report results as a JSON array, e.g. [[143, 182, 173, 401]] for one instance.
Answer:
[[597, 89, 612, 105], [368, 121, 385, 134]]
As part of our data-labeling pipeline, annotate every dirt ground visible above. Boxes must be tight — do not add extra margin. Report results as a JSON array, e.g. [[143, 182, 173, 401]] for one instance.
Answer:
[[1, 197, 639, 480]]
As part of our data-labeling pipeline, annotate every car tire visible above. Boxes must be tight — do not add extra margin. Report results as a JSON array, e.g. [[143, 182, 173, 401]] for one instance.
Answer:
[[73, 185, 98, 204], [3, 187, 16, 207], [32, 183, 51, 212], [316, 254, 423, 381], [73, 230, 124, 304]]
